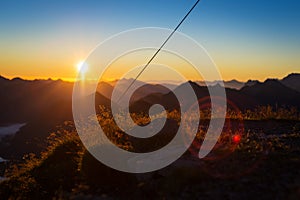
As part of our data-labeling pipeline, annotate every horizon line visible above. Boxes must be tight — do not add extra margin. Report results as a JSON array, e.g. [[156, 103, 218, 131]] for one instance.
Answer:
[[1, 72, 299, 84]]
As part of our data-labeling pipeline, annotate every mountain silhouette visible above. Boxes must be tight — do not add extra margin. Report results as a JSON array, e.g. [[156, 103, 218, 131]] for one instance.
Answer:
[[0, 73, 299, 158], [196, 79, 245, 90], [240, 78, 300, 108], [194, 73, 300, 92], [281, 73, 300, 92], [244, 80, 261, 87], [130, 81, 259, 112], [0, 78, 74, 158], [96, 82, 119, 100], [107, 79, 173, 108], [0, 78, 73, 123]]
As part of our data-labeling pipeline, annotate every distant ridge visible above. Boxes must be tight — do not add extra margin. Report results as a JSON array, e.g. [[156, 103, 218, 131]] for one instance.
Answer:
[[240, 78, 300, 108], [0, 72, 299, 91], [196, 79, 245, 90], [281, 73, 300, 92]]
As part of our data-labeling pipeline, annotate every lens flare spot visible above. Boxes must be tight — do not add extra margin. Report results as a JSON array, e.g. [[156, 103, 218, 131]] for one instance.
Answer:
[[233, 134, 241, 144]]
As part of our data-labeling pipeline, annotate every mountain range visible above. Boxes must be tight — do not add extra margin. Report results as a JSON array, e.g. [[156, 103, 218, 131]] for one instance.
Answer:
[[196, 73, 300, 91], [0, 73, 299, 158]]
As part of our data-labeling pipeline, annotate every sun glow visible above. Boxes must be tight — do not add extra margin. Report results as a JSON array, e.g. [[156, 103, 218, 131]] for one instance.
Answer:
[[76, 61, 88, 74], [77, 61, 84, 72]]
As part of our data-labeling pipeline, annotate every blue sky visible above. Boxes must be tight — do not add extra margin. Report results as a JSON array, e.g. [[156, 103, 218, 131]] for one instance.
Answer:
[[0, 0, 299, 81]]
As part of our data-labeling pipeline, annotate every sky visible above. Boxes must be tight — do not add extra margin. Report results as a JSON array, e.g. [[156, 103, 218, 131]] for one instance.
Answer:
[[0, 0, 299, 81]]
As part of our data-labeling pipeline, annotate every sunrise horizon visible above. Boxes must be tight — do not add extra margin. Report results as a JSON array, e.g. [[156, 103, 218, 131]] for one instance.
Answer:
[[1, 70, 299, 84], [1, 0, 299, 84]]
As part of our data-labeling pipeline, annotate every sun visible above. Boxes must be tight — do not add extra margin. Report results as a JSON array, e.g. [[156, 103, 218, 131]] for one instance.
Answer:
[[76, 61, 84, 72], [76, 61, 88, 73]]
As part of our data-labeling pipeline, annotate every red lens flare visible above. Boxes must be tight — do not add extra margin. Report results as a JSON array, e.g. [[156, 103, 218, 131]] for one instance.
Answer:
[[232, 134, 241, 144]]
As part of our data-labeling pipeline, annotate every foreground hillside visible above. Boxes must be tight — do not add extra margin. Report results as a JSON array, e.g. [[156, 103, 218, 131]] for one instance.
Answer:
[[0, 119, 299, 199]]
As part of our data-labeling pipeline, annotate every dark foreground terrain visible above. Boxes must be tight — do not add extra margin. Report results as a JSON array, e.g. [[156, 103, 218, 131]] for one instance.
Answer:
[[0, 119, 299, 200]]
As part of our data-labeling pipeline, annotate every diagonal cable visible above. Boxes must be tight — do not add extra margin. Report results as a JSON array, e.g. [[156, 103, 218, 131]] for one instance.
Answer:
[[117, 0, 201, 103]]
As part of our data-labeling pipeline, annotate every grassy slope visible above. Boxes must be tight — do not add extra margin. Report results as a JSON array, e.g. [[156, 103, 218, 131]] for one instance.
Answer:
[[0, 120, 299, 199]]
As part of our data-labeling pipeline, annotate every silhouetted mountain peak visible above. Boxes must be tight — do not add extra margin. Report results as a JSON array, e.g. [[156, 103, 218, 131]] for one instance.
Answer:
[[241, 76, 300, 108], [0, 76, 9, 85], [244, 78, 288, 91], [187, 80, 200, 87], [284, 73, 300, 79], [11, 77, 25, 82], [281, 73, 300, 92], [264, 78, 280, 84], [196, 79, 244, 90], [0, 75, 9, 81], [245, 80, 260, 87], [227, 79, 241, 84]]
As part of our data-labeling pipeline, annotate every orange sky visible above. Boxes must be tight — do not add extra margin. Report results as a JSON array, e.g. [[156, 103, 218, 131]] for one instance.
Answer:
[[0, 1, 299, 82]]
